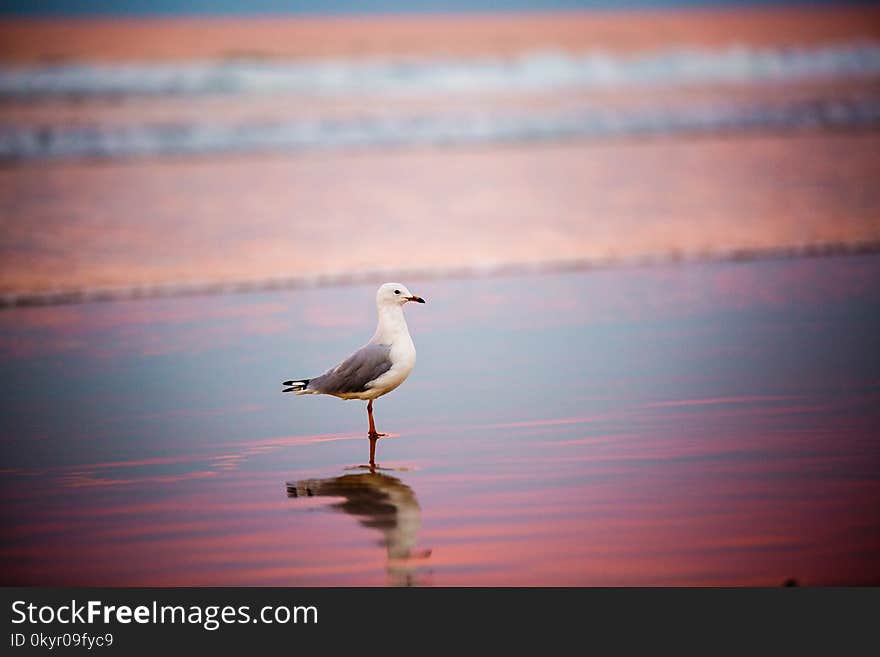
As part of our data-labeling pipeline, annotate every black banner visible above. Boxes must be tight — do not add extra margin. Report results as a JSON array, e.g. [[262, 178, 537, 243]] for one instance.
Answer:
[[2, 587, 877, 654]]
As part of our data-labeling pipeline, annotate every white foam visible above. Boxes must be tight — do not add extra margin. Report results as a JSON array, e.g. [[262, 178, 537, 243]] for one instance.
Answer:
[[2, 95, 878, 160], [1, 42, 879, 98]]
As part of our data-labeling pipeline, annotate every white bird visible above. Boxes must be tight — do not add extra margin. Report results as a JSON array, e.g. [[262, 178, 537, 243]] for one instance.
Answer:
[[282, 282, 425, 465]]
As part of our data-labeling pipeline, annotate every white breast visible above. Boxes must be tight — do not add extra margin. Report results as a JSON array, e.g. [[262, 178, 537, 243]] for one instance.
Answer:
[[367, 334, 416, 397], [360, 301, 418, 399]]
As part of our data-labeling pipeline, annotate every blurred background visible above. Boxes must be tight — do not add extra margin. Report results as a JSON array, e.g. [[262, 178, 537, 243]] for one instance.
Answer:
[[1, 1, 879, 586], [1, 0, 879, 303]]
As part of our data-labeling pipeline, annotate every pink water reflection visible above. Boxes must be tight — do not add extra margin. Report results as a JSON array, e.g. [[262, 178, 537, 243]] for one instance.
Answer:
[[3, 389, 878, 586], [1, 256, 879, 585]]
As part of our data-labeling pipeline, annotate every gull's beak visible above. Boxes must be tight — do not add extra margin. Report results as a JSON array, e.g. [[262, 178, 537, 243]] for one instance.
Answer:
[[406, 295, 426, 304]]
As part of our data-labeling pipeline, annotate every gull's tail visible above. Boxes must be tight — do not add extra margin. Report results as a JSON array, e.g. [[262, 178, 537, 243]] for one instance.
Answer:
[[282, 379, 310, 393]]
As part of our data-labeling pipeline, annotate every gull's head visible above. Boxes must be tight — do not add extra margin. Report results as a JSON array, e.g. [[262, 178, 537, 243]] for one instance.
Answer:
[[376, 282, 425, 307]]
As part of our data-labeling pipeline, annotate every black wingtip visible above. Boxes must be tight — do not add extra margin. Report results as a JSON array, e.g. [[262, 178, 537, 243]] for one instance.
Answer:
[[282, 378, 310, 392]]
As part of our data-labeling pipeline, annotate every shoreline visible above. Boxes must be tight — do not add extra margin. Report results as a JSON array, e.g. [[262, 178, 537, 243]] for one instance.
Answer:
[[3, 241, 878, 310]]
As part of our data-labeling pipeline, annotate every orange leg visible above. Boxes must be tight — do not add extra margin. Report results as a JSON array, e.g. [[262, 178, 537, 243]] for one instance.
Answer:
[[367, 399, 385, 466], [367, 399, 385, 438]]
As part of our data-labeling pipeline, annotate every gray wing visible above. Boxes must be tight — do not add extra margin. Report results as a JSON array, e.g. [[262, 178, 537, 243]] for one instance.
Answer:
[[308, 343, 392, 395]]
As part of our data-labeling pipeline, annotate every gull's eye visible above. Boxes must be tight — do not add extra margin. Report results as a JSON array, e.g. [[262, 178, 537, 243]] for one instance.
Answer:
[[394, 290, 400, 295]]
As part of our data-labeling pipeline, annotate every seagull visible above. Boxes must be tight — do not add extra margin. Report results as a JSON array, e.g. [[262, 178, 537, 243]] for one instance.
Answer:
[[282, 282, 425, 465]]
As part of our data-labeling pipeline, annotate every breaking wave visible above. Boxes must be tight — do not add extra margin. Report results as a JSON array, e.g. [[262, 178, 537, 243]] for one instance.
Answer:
[[2, 42, 879, 97], [2, 95, 879, 160], [1, 41, 879, 160]]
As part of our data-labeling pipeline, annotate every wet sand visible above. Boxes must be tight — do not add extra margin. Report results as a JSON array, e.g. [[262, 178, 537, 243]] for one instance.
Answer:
[[3, 132, 879, 295], [1, 254, 878, 585]]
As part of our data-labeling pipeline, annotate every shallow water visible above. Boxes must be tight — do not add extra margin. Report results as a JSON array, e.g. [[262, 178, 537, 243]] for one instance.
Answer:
[[1, 254, 878, 585]]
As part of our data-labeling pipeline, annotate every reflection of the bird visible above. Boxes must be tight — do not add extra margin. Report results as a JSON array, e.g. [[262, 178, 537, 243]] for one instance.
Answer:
[[286, 468, 431, 586]]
